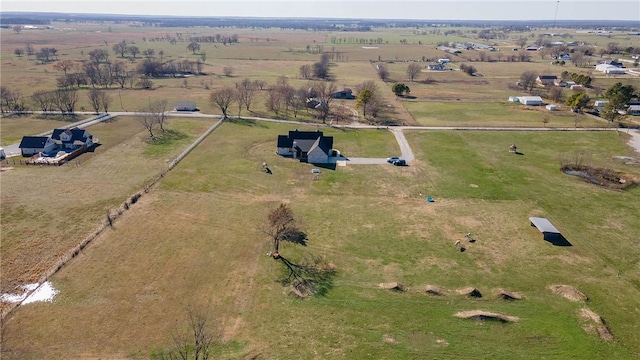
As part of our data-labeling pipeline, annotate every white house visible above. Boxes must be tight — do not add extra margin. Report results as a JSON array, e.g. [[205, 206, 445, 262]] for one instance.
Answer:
[[628, 105, 640, 116], [508, 96, 520, 102], [51, 128, 94, 150], [518, 96, 544, 106], [18, 136, 56, 156], [594, 100, 608, 107]]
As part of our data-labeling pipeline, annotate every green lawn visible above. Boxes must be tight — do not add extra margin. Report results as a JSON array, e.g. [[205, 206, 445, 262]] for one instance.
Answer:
[[4, 121, 640, 359]]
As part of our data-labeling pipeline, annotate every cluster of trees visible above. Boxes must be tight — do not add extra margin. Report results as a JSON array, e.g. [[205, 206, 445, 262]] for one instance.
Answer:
[[140, 100, 169, 139], [561, 71, 592, 87], [602, 83, 637, 122], [0, 87, 26, 113], [188, 34, 239, 45], [112, 40, 144, 59], [459, 63, 477, 76]]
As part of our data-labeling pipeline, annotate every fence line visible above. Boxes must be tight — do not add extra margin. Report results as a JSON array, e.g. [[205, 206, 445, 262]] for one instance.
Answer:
[[1, 118, 225, 321]]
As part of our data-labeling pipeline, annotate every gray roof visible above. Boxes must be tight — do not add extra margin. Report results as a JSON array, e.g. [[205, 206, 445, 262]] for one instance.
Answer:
[[529, 217, 560, 234]]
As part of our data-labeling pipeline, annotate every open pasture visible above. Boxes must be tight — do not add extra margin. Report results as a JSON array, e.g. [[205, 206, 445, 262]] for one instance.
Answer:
[[3, 120, 640, 358]]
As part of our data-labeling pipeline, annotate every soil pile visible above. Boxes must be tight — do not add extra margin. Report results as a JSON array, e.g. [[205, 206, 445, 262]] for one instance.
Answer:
[[579, 308, 614, 342], [379, 282, 405, 292], [456, 287, 482, 298], [549, 285, 588, 302], [425, 285, 446, 296], [498, 288, 523, 300], [455, 310, 519, 323]]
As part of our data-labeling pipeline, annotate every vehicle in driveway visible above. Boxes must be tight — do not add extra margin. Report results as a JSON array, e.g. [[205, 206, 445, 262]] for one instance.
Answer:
[[386, 156, 400, 163], [392, 159, 406, 166]]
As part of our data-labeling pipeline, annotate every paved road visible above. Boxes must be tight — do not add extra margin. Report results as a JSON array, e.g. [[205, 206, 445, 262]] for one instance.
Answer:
[[3, 111, 639, 160]]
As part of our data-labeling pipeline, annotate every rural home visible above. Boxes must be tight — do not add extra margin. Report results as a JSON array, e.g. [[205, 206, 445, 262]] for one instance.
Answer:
[[331, 88, 355, 99], [277, 130, 334, 164], [518, 96, 544, 106], [536, 75, 558, 87], [174, 101, 198, 111], [427, 63, 446, 70], [18, 136, 56, 156], [599, 59, 623, 68], [51, 128, 94, 150], [596, 64, 626, 74], [628, 105, 640, 116]]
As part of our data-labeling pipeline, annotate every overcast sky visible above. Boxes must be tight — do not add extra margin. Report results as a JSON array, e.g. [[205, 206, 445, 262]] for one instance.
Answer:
[[2, 1, 639, 21]]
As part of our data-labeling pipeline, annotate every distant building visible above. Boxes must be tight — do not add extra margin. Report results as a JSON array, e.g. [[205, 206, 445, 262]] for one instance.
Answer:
[[628, 105, 640, 116], [518, 96, 544, 106], [537, 75, 558, 87], [427, 63, 446, 71], [331, 88, 355, 99], [174, 101, 198, 111]]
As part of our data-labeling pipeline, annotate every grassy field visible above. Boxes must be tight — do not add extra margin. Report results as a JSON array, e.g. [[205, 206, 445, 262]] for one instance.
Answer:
[[3, 120, 640, 358], [0, 114, 89, 145], [2, 22, 640, 359]]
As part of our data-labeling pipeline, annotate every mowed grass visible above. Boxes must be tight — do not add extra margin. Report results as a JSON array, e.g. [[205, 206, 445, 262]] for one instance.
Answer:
[[0, 115, 88, 146], [404, 101, 607, 127], [4, 121, 640, 359], [0, 116, 216, 295]]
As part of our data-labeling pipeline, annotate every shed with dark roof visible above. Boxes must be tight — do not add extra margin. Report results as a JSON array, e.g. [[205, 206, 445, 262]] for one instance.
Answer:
[[19, 136, 56, 156]]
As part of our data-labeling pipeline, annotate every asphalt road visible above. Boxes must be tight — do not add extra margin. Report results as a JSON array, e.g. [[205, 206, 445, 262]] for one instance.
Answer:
[[3, 111, 640, 160]]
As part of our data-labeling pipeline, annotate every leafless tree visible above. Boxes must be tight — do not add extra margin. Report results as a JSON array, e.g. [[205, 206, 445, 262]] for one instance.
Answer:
[[187, 41, 200, 54], [547, 86, 564, 103], [14, 48, 24, 58], [53, 60, 75, 75], [516, 36, 528, 49], [140, 111, 156, 139], [299, 64, 312, 79], [31, 90, 55, 112], [406, 62, 422, 81], [158, 308, 215, 360], [99, 91, 111, 114], [210, 86, 236, 119], [12, 25, 22, 34], [261, 204, 307, 258], [311, 81, 337, 123], [236, 78, 256, 111], [223, 66, 233, 77], [290, 87, 308, 118], [519, 70, 538, 92], [25, 43, 35, 59], [148, 100, 169, 132], [142, 48, 155, 59], [253, 79, 266, 90], [88, 88, 102, 114], [113, 40, 128, 57], [377, 64, 389, 81]]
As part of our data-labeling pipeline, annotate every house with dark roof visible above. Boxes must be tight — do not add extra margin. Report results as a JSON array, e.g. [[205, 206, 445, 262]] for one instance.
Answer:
[[277, 130, 334, 164], [51, 128, 94, 150], [536, 75, 558, 87], [19, 136, 56, 156], [331, 88, 355, 99]]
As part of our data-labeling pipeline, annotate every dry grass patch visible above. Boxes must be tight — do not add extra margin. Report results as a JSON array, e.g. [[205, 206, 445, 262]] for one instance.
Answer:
[[455, 310, 519, 323], [425, 285, 446, 296], [579, 308, 614, 342], [549, 285, 588, 302]]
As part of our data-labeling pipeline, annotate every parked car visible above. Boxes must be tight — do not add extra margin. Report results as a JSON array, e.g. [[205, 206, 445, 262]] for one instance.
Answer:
[[392, 159, 407, 166], [386, 156, 400, 163]]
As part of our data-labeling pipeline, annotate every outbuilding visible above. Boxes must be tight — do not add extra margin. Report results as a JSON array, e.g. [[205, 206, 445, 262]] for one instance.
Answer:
[[518, 96, 543, 106], [174, 101, 198, 111], [529, 217, 568, 245], [546, 104, 558, 111]]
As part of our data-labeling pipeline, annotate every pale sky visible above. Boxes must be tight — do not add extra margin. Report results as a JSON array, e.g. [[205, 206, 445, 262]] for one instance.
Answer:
[[2, 0, 639, 21]]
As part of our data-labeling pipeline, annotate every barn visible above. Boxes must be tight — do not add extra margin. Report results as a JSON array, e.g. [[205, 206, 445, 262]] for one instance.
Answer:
[[518, 96, 543, 106]]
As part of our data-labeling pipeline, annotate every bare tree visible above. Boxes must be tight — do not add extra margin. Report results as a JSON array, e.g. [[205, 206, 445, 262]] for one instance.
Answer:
[[142, 48, 155, 59], [210, 87, 236, 119], [377, 64, 389, 81], [253, 79, 266, 90], [406, 62, 422, 81], [547, 86, 564, 103], [31, 90, 55, 112], [52, 88, 78, 114], [158, 308, 214, 360], [99, 91, 111, 114], [88, 88, 102, 114], [140, 111, 156, 139], [299, 64, 312, 79], [113, 40, 128, 58], [516, 36, 528, 49], [519, 70, 538, 92], [127, 45, 140, 59], [53, 60, 75, 75], [311, 81, 337, 123], [187, 42, 200, 54], [149, 100, 169, 133], [236, 78, 256, 112], [223, 66, 233, 77], [14, 48, 24, 58], [261, 204, 307, 258]]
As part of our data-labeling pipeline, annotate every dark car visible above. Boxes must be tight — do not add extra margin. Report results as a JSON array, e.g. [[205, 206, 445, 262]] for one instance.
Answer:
[[392, 159, 407, 166]]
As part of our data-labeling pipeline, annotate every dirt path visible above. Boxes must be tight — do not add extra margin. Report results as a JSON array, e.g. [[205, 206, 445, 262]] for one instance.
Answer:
[[619, 129, 640, 154]]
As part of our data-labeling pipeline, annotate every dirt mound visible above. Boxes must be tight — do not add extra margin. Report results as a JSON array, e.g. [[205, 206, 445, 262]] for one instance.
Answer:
[[455, 310, 519, 323], [379, 282, 405, 292], [579, 308, 614, 342], [562, 165, 638, 190], [456, 287, 482, 298], [498, 288, 523, 300], [549, 285, 588, 302], [425, 285, 446, 296]]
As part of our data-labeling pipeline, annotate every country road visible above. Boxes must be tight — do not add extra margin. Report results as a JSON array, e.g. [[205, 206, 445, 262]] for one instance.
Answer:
[[2, 111, 640, 160]]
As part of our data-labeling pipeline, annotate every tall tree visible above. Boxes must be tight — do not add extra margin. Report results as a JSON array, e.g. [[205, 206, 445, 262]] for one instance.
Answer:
[[299, 64, 312, 79], [519, 70, 538, 92], [187, 42, 201, 54], [112, 40, 128, 58], [148, 100, 169, 132], [127, 45, 140, 59], [377, 64, 389, 81], [236, 78, 256, 111], [406, 63, 422, 81], [356, 89, 373, 118], [603, 82, 636, 122], [392, 83, 410, 97], [565, 92, 590, 112], [210, 87, 236, 119], [311, 81, 337, 123], [53, 60, 74, 75], [87, 88, 103, 114]]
